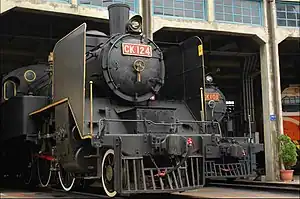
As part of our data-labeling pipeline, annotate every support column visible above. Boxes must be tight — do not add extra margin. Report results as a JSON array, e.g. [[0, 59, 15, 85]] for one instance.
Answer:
[[141, 0, 153, 40], [260, 43, 281, 181], [260, 0, 283, 181], [71, 0, 77, 5], [207, 0, 215, 22]]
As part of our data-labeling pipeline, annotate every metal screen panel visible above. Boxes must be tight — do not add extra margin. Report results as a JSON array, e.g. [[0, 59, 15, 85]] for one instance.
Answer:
[[53, 23, 86, 136], [180, 36, 205, 121], [162, 36, 205, 121]]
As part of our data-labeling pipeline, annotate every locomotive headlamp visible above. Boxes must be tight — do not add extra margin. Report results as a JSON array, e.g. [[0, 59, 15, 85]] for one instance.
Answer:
[[206, 75, 213, 83], [131, 20, 140, 29], [126, 15, 142, 34]]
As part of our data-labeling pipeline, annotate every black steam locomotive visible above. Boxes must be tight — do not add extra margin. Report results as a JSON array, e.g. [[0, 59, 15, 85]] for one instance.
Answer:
[[203, 75, 264, 180], [0, 4, 208, 197], [0, 3, 264, 197]]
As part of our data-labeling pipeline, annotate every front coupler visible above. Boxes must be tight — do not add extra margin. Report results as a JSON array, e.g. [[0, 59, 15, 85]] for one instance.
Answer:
[[112, 136, 205, 195]]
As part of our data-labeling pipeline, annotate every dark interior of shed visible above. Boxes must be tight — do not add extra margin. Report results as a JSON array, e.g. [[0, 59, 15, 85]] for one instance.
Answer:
[[154, 28, 263, 140], [0, 8, 299, 144]]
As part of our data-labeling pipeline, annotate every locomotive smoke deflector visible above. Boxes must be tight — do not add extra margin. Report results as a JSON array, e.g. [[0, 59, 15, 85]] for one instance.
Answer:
[[108, 3, 130, 35]]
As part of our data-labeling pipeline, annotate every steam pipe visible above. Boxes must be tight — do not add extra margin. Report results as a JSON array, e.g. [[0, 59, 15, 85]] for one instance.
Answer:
[[250, 55, 258, 120], [246, 56, 256, 122], [247, 56, 255, 122], [245, 57, 250, 123], [250, 56, 256, 120], [242, 57, 249, 121], [246, 57, 251, 133], [242, 58, 246, 121]]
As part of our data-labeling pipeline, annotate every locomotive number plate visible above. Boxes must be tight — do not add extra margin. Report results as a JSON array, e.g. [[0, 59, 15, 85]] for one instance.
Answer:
[[122, 43, 152, 57], [205, 93, 220, 101]]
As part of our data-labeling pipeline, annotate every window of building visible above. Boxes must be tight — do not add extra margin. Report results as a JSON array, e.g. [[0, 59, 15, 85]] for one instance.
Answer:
[[48, 0, 71, 3], [282, 96, 300, 112], [276, 2, 300, 28], [215, 0, 263, 25], [78, 0, 138, 12], [153, 0, 206, 20], [3, 80, 17, 100]]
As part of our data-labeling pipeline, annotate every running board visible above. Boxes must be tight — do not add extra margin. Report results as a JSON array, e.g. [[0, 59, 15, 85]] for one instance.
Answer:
[[29, 98, 68, 116]]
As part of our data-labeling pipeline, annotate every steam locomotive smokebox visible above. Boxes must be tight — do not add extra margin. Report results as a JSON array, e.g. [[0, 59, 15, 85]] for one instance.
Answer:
[[108, 3, 130, 35], [119, 107, 176, 134]]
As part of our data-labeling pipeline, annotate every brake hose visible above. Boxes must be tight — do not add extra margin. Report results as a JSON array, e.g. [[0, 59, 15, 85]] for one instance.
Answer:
[[149, 143, 193, 177]]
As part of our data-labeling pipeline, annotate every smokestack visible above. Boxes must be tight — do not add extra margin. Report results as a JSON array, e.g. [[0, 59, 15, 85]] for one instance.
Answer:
[[108, 3, 130, 36]]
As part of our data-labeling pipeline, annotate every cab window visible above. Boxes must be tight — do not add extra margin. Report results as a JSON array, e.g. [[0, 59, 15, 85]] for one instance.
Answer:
[[3, 80, 17, 100]]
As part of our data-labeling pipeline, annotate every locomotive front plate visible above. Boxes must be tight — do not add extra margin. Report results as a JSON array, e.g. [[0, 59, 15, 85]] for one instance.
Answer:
[[205, 93, 220, 101], [122, 43, 152, 57]]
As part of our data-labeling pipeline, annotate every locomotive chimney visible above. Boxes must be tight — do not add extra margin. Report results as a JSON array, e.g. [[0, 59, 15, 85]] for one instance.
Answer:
[[108, 3, 130, 35]]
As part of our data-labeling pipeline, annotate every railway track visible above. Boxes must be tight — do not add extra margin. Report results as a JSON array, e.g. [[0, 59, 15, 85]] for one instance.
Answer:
[[208, 179, 300, 193], [1, 185, 195, 199], [50, 187, 121, 198], [2, 178, 299, 198], [51, 187, 196, 199]]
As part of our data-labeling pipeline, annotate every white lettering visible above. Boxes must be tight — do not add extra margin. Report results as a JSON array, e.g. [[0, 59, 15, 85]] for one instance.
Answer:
[[124, 44, 129, 53], [145, 47, 151, 56], [140, 46, 145, 55], [129, 46, 135, 54], [123, 43, 152, 57]]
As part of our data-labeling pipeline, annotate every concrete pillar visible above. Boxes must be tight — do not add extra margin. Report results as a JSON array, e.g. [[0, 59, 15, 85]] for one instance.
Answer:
[[267, 0, 284, 139], [207, 0, 215, 22], [141, 0, 153, 40], [260, 43, 281, 181], [71, 0, 77, 5], [260, 0, 283, 181]]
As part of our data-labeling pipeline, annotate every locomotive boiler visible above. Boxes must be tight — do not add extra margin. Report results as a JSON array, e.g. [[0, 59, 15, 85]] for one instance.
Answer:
[[0, 3, 209, 197], [203, 75, 264, 180]]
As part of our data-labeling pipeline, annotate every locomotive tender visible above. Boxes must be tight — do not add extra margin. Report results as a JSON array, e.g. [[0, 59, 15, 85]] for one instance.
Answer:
[[1, 3, 209, 197]]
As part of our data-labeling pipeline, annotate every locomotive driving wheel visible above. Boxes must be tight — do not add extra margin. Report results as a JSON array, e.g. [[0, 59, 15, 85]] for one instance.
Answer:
[[23, 147, 36, 186], [58, 164, 76, 192], [37, 140, 53, 187], [102, 149, 117, 197]]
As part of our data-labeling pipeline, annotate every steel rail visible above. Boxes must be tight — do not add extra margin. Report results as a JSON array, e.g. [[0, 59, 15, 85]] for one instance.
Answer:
[[50, 187, 124, 199], [207, 180, 300, 193]]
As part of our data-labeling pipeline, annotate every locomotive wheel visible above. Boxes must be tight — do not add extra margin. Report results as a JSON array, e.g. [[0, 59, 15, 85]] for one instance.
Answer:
[[37, 156, 52, 187], [102, 149, 117, 197], [58, 165, 76, 192], [37, 141, 52, 187], [23, 148, 36, 186]]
